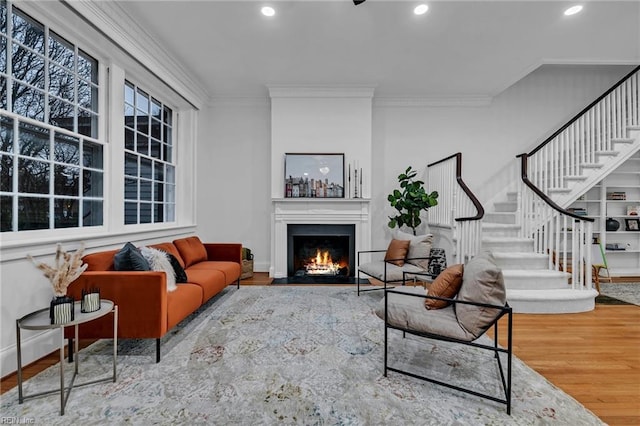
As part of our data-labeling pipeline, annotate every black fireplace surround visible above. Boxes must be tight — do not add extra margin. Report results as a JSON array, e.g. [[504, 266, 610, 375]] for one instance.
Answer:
[[287, 224, 356, 278]]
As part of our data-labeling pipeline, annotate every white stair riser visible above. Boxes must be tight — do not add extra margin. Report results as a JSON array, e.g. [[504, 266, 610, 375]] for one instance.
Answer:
[[484, 212, 516, 224], [483, 227, 520, 238], [492, 256, 549, 270], [482, 240, 533, 252], [503, 274, 568, 290], [493, 201, 517, 212], [507, 297, 595, 314]]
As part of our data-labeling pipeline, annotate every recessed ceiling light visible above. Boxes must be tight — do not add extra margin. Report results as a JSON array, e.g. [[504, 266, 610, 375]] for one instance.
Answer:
[[564, 5, 583, 16], [414, 4, 429, 15], [261, 6, 275, 17]]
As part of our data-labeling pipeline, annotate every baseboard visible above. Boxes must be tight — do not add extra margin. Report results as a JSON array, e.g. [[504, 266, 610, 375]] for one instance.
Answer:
[[0, 329, 60, 379]]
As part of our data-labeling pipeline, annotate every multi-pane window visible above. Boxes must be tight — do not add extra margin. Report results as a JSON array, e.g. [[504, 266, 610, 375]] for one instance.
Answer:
[[0, 2, 103, 232], [1, 3, 98, 135], [0, 114, 104, 231], [124, 80, 175, 225]]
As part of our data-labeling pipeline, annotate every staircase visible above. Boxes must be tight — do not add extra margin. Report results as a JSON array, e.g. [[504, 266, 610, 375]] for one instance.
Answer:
[[483, 192, 596, 313], [484, 130, 639, 313], [503, 66, 640, 313], [427, 65, 639, 314]]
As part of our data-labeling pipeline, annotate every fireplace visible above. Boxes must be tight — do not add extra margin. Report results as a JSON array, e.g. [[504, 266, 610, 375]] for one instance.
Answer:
[[271, 199, 370, 278], [287, 224, 355, 278]]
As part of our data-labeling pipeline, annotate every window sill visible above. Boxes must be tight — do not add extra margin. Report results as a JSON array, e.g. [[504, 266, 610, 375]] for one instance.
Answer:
[[0, 224, 197, 261]]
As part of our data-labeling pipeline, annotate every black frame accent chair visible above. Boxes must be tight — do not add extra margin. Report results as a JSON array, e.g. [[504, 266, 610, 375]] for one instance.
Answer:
[[357, 243, 447, 295], [375, 252, 513, 414]]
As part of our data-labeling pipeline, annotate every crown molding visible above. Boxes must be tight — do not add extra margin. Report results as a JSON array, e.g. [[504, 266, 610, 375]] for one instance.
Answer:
[[374, 95, 493, 107], [267, 85, 376, 99], [206, 94, 494, 108], [207, 96, 271, 108], [63, 0, 209, 109]]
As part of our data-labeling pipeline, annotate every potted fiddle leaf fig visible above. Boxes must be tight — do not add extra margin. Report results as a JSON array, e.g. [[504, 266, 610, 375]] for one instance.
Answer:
[[387, 166, 438, 235]]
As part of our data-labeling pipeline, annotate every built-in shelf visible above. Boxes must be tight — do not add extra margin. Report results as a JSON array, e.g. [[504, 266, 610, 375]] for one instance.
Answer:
[[569, 153, 640, 278]]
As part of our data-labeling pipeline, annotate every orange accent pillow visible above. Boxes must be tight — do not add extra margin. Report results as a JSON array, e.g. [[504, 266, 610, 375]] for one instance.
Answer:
[[384, 239, 411, 266], [173, 236, 208, 268], [425, 264, 464, 309]]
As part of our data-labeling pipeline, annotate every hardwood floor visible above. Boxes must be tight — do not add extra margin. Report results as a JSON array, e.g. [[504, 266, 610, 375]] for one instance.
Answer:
[[2, 273, 638, 425], [491, 303, 640, 425]]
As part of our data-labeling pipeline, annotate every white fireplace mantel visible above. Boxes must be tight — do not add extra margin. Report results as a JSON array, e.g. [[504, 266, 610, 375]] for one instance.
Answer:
[[270, 199, 371, 278]]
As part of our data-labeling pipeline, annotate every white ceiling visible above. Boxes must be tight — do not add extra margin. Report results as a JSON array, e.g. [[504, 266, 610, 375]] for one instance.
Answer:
[[118, 0, 640, 100]]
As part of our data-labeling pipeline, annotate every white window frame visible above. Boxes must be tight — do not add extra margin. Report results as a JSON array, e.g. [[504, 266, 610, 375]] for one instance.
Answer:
[[122, 79, 176, 226], [1, 1, 105, 235]]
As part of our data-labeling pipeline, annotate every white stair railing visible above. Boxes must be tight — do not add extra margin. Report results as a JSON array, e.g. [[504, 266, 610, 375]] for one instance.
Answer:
[[515, 66, 639, 292], [427, 153, 484, 264], [517, 156, 595, 290], [528, 66, 639, 196]]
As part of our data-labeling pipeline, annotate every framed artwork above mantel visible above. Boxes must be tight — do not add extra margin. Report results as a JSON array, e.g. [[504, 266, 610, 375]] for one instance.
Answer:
[[284, 153, 345, 198]]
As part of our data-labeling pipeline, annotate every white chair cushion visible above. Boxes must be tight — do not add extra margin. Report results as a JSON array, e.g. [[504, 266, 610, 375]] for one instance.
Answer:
[[358, 261, 425, 282], [375, 286, 476, 341]]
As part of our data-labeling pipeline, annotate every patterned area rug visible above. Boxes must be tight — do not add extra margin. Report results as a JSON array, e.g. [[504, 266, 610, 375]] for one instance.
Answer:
[[599, 282, 640, 306], [1, 287, 603, 425]]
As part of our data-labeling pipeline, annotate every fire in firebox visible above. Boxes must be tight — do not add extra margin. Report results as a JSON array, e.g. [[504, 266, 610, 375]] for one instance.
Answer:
[[304, 249, 342, 275]]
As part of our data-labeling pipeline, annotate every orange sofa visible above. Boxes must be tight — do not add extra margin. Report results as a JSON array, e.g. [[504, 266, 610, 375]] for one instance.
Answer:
[[66, 236, 241, 362]]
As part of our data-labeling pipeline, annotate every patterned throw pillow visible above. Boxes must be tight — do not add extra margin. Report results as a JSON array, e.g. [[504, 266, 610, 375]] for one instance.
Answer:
[[425, 264, 464, 309], [427, 248, 448, 277]]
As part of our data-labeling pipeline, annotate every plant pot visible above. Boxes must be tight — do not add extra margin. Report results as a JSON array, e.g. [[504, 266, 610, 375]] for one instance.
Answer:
[[606, 217, 620, 232]]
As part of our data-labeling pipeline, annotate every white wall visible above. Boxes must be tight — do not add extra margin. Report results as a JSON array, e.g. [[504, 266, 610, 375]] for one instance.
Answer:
[[198, 64, 635, 265], [269, 88, 374, 199], [195, 100, 272, 272]]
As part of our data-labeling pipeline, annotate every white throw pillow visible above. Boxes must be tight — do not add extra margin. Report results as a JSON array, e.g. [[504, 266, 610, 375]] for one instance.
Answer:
[[394, 230, 433, 270], [140, 246, 178, 292]]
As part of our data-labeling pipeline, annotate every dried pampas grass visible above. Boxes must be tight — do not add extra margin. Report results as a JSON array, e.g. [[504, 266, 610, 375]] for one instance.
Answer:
[[28, 243, 88, 297]]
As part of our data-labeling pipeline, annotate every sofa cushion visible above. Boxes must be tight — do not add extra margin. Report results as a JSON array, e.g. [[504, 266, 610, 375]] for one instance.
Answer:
[[114, 242, 150, 271], [375, 286, 475, 341], [455, 251, 507, 339], [174, 236, 208, 268], [140, 247, 177, 292], [184, 268, 227, 302], [425, 264, 464, 310], [384, 239, 411, 266], [82, 249, 119, 271], [150, 242, 185, 269], [187, 261, 241, 285], [167, 283, 203, 330], [395, 230, 434, 269]]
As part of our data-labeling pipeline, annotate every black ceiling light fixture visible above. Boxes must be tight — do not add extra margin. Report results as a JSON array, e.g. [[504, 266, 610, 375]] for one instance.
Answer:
[[353, 0, 366, 5]]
